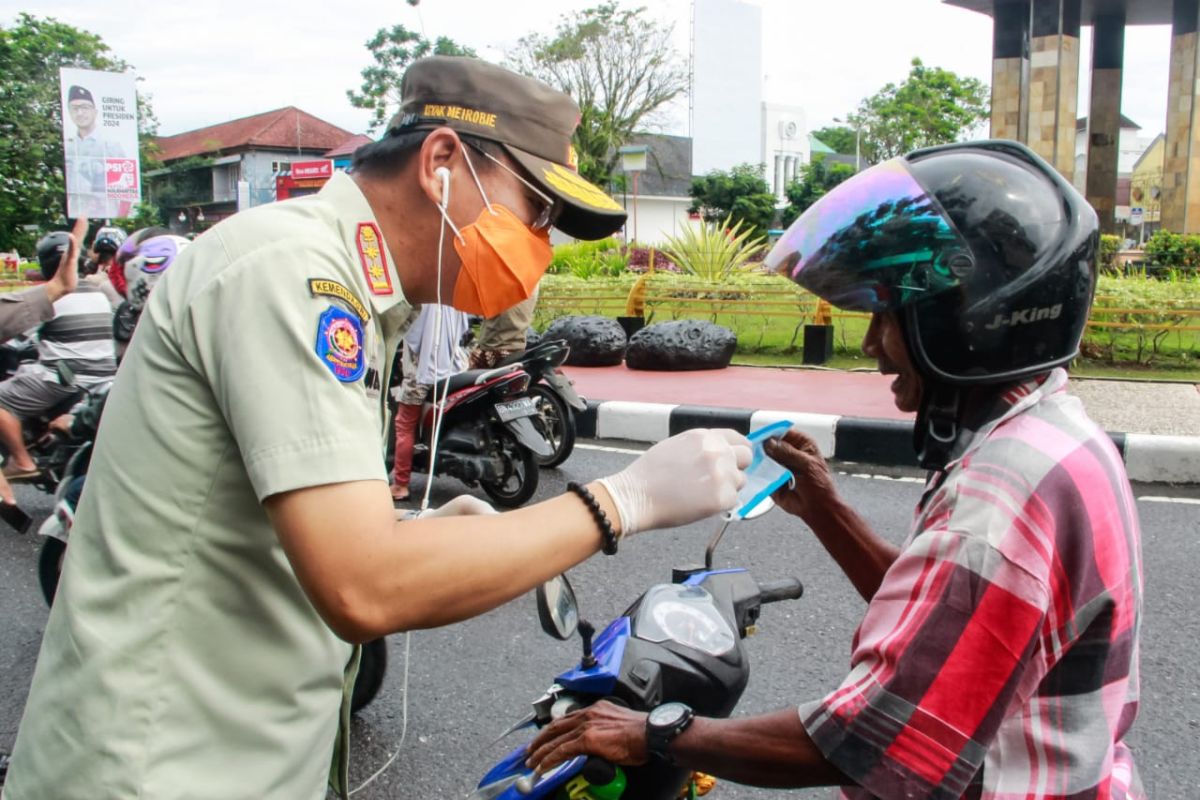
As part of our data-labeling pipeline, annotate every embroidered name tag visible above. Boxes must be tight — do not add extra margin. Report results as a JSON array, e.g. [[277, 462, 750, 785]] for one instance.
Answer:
[[309, 278, 369, 322]]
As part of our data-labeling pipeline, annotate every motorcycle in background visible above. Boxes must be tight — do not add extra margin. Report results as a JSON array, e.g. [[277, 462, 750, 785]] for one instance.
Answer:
[[388, 364, 553, 509], [0, 339, 103, 498], [492, 338, 585, 469]]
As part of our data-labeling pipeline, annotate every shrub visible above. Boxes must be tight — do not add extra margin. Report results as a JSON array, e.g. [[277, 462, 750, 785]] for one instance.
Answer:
[[1087, 272, 1200, 364], [1099, 234, 1122, 273], [547, 238, 628, 278], [1143, 230, 1200, 272], [625, 245, 679, 273], [660, 216, 767, 282]]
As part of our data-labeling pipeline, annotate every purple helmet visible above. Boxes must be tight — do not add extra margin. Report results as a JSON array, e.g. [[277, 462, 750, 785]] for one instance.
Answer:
[[124, 234, 190, 310]]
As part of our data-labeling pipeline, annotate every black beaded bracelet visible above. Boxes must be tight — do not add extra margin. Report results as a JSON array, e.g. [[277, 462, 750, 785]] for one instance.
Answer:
[[566, 481, 619, 555]]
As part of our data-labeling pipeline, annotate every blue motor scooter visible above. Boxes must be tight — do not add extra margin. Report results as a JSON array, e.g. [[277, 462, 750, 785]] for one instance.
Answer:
[[471, 423, 803, 800]]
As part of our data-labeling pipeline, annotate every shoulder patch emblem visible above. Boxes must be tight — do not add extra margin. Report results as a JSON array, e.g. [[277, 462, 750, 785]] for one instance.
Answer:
[[309, 278, 369, 322], [356, 222, 394, 296], [315, 306, 366, 383]]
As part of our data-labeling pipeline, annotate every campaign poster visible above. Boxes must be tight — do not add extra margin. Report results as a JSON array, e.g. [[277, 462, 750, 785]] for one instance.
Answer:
[[60, 67, 140, 219]]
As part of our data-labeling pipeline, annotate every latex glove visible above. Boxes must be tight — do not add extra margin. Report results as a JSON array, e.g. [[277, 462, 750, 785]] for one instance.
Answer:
[[397, 494, 498, 520], [598, 428, 752, 536]]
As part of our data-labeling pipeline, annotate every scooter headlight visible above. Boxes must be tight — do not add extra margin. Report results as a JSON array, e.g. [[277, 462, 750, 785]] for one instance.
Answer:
[[635, 584, 737, 657]]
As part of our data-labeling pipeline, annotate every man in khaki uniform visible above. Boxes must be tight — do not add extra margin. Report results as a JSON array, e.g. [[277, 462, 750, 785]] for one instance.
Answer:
[[469, 292, 538, 369], [3, 58, 753, 800]]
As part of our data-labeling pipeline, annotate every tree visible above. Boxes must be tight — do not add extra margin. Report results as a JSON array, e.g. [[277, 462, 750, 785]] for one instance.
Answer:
[[347, 25, 476, 133], [811, 126, 857, 156], [781, 154, 856, 227], [508, 3, 688, 187], [848, 58, 988, 163], [0, 14, 159, 253], [689, 163, 777, 240]]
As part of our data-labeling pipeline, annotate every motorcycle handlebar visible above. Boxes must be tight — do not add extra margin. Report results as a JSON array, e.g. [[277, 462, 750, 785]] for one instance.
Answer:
[[758, 578, 804, 604]]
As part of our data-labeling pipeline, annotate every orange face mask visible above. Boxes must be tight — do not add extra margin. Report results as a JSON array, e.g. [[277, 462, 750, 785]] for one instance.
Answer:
[[451, 203, 552, 318]]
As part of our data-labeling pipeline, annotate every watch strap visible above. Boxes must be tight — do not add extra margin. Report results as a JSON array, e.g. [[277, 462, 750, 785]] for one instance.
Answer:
[[646, 704, 694, 763]]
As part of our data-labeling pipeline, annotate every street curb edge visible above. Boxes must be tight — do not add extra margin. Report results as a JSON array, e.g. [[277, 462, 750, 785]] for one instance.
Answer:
[[577, 400, 1200, 485]]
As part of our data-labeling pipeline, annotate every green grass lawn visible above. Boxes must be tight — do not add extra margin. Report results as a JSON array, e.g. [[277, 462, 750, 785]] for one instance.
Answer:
[[730, 350, 1200, 382], [536, 273, 1200, 383]]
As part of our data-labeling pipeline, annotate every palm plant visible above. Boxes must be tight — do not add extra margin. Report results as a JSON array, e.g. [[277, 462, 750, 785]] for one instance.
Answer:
[[660, 215, 767, 282]]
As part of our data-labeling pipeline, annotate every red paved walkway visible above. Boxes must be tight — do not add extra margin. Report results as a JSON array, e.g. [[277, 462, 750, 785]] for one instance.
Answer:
[[563, 365, 914, 421]]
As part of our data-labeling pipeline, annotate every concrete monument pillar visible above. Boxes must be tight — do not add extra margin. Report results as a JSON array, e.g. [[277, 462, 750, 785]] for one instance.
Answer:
[[1028, 0, 1081, 180], [1085, 12, 1127, 234], [990, 0, 1031, 141], [1162, 0, 1200, 233]]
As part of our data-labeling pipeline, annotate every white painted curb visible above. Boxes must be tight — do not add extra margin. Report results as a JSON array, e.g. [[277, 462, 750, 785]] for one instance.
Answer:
[[596, 401, 677, 443], [584, 400, 1200, 485], [1123, 434, 1200, 484], [749, 410, 839, 458]]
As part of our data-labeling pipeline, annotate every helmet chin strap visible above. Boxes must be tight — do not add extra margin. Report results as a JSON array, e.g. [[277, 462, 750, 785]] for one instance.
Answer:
[[914, 382, 962, 472]]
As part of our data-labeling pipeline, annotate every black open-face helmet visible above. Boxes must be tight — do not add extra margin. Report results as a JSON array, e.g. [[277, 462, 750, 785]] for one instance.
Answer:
[[36, 232, 72, 280], [766, 140, 1099, 466], [92, 226, 127, 255], [768, 140, 1099, 384]]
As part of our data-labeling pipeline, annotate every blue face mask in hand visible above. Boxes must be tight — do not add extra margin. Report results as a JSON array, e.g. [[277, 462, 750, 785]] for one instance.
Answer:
[[728, 421, 795, 520]]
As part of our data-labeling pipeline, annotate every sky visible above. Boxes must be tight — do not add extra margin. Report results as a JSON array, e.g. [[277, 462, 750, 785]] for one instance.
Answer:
[[9, 0, 1175, 141]]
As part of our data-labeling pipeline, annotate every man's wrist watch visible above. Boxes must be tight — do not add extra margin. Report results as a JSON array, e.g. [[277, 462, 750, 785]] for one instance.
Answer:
[[645, 702, 694, 763]]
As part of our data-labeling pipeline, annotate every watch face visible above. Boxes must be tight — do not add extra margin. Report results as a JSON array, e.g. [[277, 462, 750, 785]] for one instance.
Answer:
[[649, 702, 688, 728]]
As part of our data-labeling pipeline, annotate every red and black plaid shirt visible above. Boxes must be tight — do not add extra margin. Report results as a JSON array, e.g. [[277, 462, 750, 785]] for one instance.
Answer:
[[801, 371, 1143, 799]]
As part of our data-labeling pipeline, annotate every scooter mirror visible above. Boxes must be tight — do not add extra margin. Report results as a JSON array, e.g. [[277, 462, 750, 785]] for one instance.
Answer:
[[536, 574, 579, 640]]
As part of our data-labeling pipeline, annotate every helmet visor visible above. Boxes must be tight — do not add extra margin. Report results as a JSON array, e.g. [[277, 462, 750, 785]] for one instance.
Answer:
[[765, 158, 972, 312]]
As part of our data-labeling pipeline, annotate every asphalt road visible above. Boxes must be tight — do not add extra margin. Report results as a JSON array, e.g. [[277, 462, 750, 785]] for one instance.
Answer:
[[1, 443, 1197, 799]]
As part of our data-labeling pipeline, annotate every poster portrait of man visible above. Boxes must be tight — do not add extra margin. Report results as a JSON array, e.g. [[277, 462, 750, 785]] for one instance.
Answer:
[[60, 71, 140, 219]]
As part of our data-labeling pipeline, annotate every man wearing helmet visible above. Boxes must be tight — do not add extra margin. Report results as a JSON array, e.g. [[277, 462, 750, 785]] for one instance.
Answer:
[[528, 142, 1144, 800], [47, 232, 191, 442], [0, 220, 86, 344], [0, 226, 116, 482], [0, 219, 88, 508], [83, 226, 126, 306]]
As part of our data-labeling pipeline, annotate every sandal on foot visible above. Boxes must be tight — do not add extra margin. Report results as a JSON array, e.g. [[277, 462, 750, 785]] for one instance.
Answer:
[[3, 466, 41, 481]]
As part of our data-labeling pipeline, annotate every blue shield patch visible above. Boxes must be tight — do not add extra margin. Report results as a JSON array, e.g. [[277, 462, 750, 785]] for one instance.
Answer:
[[315, 306, 366, 383]]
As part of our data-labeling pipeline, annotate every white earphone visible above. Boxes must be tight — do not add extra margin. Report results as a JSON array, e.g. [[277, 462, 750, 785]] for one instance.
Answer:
[[435, 166, 450, 209]]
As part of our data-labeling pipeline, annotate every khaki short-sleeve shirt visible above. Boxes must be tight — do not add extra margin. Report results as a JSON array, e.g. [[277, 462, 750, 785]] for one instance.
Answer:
[[4, 173, 415, 800]]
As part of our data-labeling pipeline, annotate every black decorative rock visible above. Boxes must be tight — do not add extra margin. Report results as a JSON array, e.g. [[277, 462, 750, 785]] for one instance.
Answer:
[[543, 316, 627, 367], [625, 320, 737, 371], [524, 328, 542, 350]]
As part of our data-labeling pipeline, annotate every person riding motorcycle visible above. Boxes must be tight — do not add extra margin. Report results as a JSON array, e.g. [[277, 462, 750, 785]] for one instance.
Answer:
[[105, 225, 167, 300], [0, 231, 116, 483], [0, 219, 87, 508], [529, 141, 1145, 800], [83, 226, 126, 306], [49, 233, 191, 442]]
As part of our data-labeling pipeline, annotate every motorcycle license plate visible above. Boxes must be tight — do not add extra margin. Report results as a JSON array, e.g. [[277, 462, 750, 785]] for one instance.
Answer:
[[494, 397, 537, 422]]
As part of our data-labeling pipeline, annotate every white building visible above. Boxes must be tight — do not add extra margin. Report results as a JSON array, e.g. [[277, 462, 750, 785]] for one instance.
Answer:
[[690, 0, 764, 175], [761, 102, 810, 201]]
